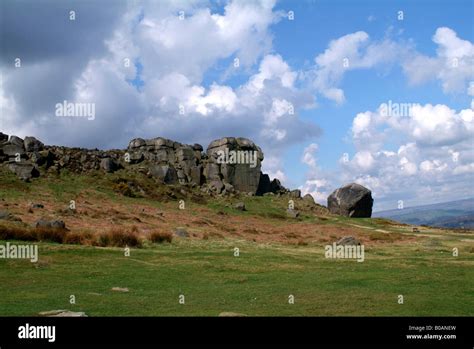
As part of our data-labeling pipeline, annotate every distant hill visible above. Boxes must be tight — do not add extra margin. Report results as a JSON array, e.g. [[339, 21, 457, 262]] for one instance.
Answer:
[[373, 198, 474, 229]]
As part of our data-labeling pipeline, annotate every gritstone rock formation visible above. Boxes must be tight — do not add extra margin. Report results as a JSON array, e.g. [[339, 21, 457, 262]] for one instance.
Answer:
[[327, 183, 373, 218], [0, 132, 287, 196]]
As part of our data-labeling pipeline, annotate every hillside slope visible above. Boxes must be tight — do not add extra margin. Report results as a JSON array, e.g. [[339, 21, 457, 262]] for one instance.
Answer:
[[1, 166, 473, 316]]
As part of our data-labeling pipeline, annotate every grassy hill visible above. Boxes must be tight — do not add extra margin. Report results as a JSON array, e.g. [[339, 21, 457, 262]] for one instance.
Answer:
[[1, 167, 473, 316]]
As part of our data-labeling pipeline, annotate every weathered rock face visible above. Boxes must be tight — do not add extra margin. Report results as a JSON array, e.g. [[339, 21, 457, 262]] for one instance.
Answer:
[[327, 183, 373, 218], [24, 137, 44, 152], [0, 132, 290, 196], [7, 162, 40, 181], [206, 137, 264, 193], [100, 158, 119, 173], [127, 137, 201, 185], [303, 194, 315, 204], [289, 189, 301, 199], [149, 164, 178, 184]]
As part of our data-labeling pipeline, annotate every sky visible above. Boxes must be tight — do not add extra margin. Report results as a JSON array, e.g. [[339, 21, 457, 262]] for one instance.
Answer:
[[0, 0, 473, 211]]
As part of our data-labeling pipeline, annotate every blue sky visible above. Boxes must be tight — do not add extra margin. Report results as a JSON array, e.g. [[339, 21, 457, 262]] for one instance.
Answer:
[[1, 0, 473, 210], [221, 0, 473, 188]]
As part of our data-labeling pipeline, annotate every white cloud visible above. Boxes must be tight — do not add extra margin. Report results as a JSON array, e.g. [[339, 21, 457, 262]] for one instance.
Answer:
[[311, 31, 368, 103], [342, 103, 474, 210], [468, 82, 474, 96], [299, 143, 333, 205], [453, 163, 474, 175], [403, 27, 474, 94], [301, 143, 319, 168], [398, 157, 418, 176], [310, 31, 402, 103], [1, 0, 320, 153], [300, 178, 330, 205], [352, 112, 372, 137], [133, 0, 279, 83], [420, 159, 448, 173], [261, 154, 287, 184], [409, 104, 473, 145], [247, 54, 297, 93], [309, 26, 473, 104], [353, 151, 375, 171]]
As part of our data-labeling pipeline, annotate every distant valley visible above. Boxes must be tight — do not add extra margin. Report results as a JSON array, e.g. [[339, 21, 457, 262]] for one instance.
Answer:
[[373, 198, 474, 229]]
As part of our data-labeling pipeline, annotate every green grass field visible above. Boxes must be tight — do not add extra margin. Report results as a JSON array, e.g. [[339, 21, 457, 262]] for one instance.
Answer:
[[1, 238, 473, 316]]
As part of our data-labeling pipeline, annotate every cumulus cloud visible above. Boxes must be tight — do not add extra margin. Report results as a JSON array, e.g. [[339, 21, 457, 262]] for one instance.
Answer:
[[340, 103, 474, 210], [309, 31, 403, 103], [308, 26, 473, 104], [301, 143, 319, 168], [299, 143, 333, 204], [1, 0, 319, 156], [402, 27, 474, 94]]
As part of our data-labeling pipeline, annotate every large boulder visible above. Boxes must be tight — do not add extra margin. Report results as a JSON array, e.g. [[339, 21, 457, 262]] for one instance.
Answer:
[[0, 132, 8, 142], [9, 136, 24, 148], [7, 162, 40, 181], [303, 194, 315, 204], [2, 144, 26, 157], [100, 158, 119, 173], [31, 150, 55, 167], [206, 137, 264, 194], [146, 137, 176, 149], [24, 136, 44, 152], [128, 138, 146, 149], [256, 173, 271, 195], [289, 189, 301, 199], [270, 178, 286, 194], [127, 137, 178, 163], [192, 143, 203, 152], [327, 183, 373, 218]]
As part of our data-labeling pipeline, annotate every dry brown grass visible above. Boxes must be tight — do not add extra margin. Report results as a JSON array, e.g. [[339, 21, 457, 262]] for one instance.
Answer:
[[63, 231, 95, 245], [35, 227, 68, 243], [0, 223, 68, 243], [0, 225, 68, 243], [96, 228, 142, 248], [0, 223, 143, 247], [149, 231, 173, 244], [0, 224, 36, 241], [297, 239, 308, 246], [284, 232, 298, 239]]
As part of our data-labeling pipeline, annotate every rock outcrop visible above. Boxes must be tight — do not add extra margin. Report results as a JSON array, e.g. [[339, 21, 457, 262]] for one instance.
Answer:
[[0, 132, 290, 196], [127, 137, 201, 185], [327, 183, 373, 218], [206, 137, 263, 194]]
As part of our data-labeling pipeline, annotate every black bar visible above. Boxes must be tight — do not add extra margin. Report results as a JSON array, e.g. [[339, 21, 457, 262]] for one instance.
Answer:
[[0, 317, 472, 347]]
